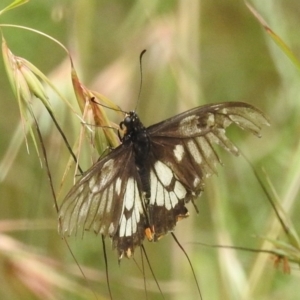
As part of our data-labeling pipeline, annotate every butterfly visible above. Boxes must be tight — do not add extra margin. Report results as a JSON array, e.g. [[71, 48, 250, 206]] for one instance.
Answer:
[[58, 102, 269, 259]]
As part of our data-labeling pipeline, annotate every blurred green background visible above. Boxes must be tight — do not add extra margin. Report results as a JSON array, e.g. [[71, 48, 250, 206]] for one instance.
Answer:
[[1, 0, 300, 299]]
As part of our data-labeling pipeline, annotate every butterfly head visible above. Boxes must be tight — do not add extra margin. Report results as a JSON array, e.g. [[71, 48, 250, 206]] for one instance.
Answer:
[[120, 111, 144, 136]]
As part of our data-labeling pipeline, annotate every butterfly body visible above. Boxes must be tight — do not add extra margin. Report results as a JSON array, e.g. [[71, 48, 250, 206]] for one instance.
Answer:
[[121, 111, 152, 200], [59, 102, 269, 259]]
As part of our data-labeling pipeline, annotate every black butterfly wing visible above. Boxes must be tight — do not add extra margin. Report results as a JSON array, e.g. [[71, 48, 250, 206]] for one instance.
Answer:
[[146, 102, 269, 239], [58, 143, 147, 258], [59, 102, 268, 257]]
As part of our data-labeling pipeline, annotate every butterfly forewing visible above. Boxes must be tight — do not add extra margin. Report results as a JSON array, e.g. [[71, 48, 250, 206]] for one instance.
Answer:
[[147, 102, 268, 138]]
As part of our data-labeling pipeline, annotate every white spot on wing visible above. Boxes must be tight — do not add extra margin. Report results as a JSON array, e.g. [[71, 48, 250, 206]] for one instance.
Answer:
[[173, 144, 184, 162], [115, 177, 122, 195], [106, 184, 114, 213], [193, 177, 200, 188], [164, 189, 172, 210], [179, 115, 200, 135], [89, 177, 97, 191], [124, 178, 135, 210], [125, 217, 132, 237], [108, 223, 115, 235], [174, 181, 186, 199], [150, 171, 157, 205], [91, 185, 100, 193], [187, 140, 202, 164], [170, 191, 178, 208], [131, 212, 137, 234], [156, 181, 164, 206], [207, 113, 215, 126], [180, 115, 197, 125], [154, 161, 173, 186], [119, 215, 126, 237], [206, 132, 219, 145], [97, 188, 107, 216], [195, 137, 212, 158]]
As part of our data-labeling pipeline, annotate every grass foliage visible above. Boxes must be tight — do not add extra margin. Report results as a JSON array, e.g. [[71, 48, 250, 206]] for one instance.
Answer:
[[0, 0, 300, 299]]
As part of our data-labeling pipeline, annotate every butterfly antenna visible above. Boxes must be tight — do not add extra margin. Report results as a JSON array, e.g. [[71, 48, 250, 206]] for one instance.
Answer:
[[135, 49, 147, 112], [91, 97, 127, 114], [171, 233, 203, 300]]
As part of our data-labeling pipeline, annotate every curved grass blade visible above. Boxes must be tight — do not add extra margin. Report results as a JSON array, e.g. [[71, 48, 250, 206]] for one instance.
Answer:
[[0, 0, 29, 16], [171, 233, 202, 300]]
